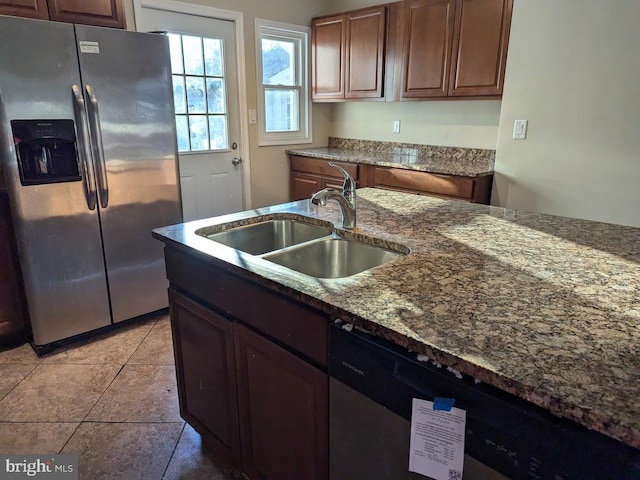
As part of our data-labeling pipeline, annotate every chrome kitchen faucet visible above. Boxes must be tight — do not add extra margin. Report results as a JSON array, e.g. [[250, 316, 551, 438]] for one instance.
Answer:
[[310, 162, 357, 229]]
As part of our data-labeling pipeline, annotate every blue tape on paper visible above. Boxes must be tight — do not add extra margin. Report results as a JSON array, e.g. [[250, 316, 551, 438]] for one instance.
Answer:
[[433, 397, 455, 411]]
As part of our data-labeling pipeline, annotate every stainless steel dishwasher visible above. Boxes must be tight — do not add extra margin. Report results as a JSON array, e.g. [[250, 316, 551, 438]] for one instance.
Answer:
[[329, 322, 640, 480]]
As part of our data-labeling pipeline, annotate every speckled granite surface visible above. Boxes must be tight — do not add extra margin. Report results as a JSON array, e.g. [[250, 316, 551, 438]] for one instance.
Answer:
[[153, 188, 640, 449], [286, 137, 495, 177]]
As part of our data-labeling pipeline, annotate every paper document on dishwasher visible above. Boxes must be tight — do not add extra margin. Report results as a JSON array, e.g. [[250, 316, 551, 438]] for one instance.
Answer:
[[409, 398, 466, 480]]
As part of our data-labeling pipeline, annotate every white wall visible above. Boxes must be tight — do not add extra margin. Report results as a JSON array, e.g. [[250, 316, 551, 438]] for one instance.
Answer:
[[329, 101, 501, 149], [493, 0, 640, 227]]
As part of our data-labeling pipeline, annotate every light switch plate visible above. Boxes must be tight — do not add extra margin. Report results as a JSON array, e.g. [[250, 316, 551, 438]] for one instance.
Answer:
[[513, 119, 528, 139], [392, 120, 401, 134], [249, 109, 257, 124]]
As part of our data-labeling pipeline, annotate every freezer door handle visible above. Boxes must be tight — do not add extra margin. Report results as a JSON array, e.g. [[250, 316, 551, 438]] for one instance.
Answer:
[[72, 85, 97, 210], [85, 85, 109, 209]]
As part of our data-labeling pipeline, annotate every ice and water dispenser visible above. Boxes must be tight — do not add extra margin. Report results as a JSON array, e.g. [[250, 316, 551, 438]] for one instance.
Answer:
[[11, 119, 80, 186]]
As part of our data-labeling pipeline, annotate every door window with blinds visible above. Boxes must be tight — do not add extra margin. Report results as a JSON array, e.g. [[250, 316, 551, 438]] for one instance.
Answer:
[[167, 33, 229, 152], [255, 19, 311, 146]]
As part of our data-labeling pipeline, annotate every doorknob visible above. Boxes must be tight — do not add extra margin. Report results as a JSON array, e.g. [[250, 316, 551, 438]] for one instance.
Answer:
[[231, 157, 242, 166]]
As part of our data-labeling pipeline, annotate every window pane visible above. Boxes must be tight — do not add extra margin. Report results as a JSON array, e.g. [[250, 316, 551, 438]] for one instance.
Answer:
[[209, 115, 228, 150], [265, 88, 299, 132], [189, 115, 209, 151], [207, 78, 226, 114], [167, 34, 183, 74], [185, 77, 206, 114], [183, 36, 204, 75], [262, 38, 295, 86], [204, 38, 223, 77], [175, 116, 189, 152], [172, 75, 186, 114]]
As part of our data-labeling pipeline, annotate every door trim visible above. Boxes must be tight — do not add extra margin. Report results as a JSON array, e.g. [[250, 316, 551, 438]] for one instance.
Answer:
[[133, 0, 252, 209]]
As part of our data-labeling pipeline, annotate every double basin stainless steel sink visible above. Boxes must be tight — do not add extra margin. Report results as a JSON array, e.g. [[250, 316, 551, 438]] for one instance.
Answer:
[[195, 214, 408, 279]]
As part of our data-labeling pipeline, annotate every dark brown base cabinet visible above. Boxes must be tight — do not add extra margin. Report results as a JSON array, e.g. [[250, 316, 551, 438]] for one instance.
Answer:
[[290, 155, 360, 202], [235, 323, 328, 480], [166, 247, 329, 480], [290, 155, 492, 204], [169, 289, 241, 467]]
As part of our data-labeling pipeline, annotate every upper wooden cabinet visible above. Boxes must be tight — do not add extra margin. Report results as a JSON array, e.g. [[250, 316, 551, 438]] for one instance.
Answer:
[[0, 0, 48, 20], [345, 6, 386, 99], [448, 0, 513, 96], [0, 0, 126, 28], [48, 0, 125, 28], [311, 0, 513, 101], [312, 14, 346, 100], [401, 0, 512, 99], [402, 0, 455, 98], [312, 5, 387, 101]]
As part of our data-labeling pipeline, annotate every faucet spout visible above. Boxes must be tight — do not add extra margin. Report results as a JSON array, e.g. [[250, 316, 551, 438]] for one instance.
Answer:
[[309, 162, 357, 229]]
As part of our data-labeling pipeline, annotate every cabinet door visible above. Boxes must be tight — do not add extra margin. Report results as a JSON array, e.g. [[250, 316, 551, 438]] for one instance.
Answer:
[[47, 0, 125, 28], [168, 288, 241, 468], [312, 14, 346, 100], [345, 5, 386, 99], [402, 0, 456, 98], [0, 0, 48, 19], [374, 167, 493, 204], [291, 172, 322, 201], [321, 177, 345, 191], [448, 0, 513, 96], [235, 323, 328, 480]]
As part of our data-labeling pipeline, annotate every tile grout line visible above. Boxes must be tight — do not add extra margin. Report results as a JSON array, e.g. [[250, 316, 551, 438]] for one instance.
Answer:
[[58, 316, 162, 464], [73, 315, 162, 424], [124, 315, 164, 365], [56, 422, 83, 455], [0, 363, 38, 402], [160, 422, 187, 480]]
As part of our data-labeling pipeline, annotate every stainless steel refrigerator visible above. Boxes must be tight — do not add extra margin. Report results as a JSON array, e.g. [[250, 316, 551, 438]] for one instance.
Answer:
[[0, 15, 182, 351]]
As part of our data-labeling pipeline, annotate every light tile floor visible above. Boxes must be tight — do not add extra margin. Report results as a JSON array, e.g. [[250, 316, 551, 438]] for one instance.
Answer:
[[0, 314, 239, 479]]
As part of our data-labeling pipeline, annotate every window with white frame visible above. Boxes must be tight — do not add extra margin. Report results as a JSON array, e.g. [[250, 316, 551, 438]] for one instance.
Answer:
[[255, 19, 311, 146], [167, 32, 229, 153]]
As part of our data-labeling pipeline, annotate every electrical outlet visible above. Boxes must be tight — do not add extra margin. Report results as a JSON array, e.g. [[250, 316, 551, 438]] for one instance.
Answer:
[[392, 120, 401, 134], [513, 119, 528, 139]]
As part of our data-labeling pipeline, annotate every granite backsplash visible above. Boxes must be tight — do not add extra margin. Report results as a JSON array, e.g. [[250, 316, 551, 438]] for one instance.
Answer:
[[328, 137, 495, 166]]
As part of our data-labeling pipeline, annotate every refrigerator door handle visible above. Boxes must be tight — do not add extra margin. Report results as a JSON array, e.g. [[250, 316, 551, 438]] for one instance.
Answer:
[[85, 85, 109, 209], [72, 84, 98, 211]]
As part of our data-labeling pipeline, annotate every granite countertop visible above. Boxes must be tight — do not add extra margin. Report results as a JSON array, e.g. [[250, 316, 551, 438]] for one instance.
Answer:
[[287, 147, 494, 177], [287, 137, 495, 177], [153, 188, 640, 449]]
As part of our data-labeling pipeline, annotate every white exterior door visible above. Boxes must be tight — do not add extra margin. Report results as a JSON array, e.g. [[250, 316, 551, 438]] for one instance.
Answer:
[[135, 3, 245, 221]]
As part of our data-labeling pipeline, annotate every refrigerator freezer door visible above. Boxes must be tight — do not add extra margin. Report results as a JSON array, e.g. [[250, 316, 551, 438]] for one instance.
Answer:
[[75, 25, 182, 323], [0, 16, 112, 345]]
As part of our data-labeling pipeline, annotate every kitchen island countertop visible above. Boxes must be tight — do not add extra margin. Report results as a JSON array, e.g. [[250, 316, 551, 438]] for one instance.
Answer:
[[153, 188, 640, 449]]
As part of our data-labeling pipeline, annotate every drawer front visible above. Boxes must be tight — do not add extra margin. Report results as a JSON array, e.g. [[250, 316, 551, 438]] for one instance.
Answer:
[[290, 155, 359, 180], [291, 172, 322, 201], [374, 167, 475, 199], [165, 247, 328, 368]]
